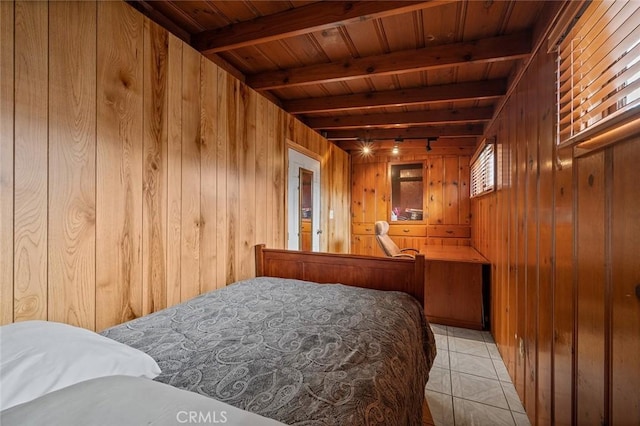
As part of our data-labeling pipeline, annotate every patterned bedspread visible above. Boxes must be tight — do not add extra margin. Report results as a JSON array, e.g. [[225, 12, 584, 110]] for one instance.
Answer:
[[101, 277, 436, 425]]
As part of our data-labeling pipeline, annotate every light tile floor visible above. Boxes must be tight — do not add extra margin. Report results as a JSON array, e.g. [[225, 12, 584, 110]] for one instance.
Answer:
[[425, 324, 531, 426]]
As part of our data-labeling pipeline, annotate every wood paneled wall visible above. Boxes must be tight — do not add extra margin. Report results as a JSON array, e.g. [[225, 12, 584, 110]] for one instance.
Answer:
[[471, 43, 640, 425], [0, 0, 350, 331], [351, 146, 474, 255]]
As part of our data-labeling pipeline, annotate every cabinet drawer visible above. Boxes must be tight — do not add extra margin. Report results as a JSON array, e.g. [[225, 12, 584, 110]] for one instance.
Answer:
[[388, 225, 427, 237], [427, 225, 471, 238], [352, 223, 375, 235]]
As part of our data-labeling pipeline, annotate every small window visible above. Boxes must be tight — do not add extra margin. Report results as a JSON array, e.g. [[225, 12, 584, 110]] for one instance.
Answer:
[[555, 1, 640, 146], [470, 141, 495, 198], [390, 163, 424, 221]]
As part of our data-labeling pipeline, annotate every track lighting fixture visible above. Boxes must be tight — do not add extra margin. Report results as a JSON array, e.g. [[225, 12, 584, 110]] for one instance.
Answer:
[[426, 137, 436, 152]]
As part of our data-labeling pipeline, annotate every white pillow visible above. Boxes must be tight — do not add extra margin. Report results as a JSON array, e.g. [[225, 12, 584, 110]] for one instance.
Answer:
[[0, 320, 161, 410]]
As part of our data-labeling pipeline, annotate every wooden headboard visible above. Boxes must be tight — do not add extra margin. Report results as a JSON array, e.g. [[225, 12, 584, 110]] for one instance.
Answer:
[[255, 244, 425, 307]]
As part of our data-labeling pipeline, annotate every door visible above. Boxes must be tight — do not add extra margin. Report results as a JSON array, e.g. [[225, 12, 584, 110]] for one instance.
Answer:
[[287, 148, 321, 251]]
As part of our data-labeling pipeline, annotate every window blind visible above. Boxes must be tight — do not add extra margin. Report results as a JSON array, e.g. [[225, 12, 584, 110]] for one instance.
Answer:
[[470, 142, 495, 198], [557, 0, 640, 146]]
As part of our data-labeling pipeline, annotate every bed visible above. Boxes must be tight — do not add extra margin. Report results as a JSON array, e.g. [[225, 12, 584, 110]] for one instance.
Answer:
[[2, 246, 436, 425], [102, 246, 435, 425]]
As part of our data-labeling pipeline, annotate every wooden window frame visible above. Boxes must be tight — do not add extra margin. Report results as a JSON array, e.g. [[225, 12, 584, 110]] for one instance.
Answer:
[[470, 138, 496, 199], [554, 0, 640, 150], [388, 160, 427, 223]]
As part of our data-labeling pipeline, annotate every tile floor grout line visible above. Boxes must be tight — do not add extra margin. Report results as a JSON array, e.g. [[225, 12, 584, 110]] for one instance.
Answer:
[[426, 324, 528, 426]]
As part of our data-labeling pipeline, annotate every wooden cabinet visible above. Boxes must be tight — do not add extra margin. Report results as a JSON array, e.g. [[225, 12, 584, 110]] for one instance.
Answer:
[[422, 246, 489, 330], [352, 223, 375, 235], [388, 224, 427, 237], [351, 156, 473, 252], [351, 155, 483, 329]]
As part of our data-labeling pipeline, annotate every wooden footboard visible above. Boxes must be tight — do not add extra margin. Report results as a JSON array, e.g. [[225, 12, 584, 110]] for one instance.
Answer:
[[255, 244, 425, 307]]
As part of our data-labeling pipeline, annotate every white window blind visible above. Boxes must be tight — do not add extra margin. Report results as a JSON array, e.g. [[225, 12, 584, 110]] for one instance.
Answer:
[[557, 0, 640, 146], [470, 142, 495, 198]]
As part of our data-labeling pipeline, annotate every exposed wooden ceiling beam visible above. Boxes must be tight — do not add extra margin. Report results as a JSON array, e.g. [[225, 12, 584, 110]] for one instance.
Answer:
[[192, 1, 451, 54], [324, 124, 485, 141], [247, 32, 532, 90], [306, 106, 493, 130], [283, 79, 507, 114]]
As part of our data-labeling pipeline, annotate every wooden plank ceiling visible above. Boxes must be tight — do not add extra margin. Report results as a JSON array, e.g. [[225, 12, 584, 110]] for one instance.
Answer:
[[129, 0, 549, 152]]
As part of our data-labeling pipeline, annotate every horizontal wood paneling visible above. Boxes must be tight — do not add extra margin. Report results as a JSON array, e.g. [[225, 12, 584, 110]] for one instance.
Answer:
[[1, 0, 350, 329]]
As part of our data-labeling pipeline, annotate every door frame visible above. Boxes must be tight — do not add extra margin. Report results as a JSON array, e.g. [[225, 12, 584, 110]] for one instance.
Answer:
[[286, 141, 321, 251]]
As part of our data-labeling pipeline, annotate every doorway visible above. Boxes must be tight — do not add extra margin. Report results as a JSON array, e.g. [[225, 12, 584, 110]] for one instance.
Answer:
[[287, 147, 321, 251]]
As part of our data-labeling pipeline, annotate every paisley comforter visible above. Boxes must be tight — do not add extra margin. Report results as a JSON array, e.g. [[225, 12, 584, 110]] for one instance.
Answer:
[[101, 277, 436, 425]]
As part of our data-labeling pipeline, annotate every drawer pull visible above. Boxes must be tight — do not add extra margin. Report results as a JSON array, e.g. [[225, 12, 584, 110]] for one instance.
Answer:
[[403, 229, 410, 233], [365, 228, 372, 232], [446, 230, 454, 234]]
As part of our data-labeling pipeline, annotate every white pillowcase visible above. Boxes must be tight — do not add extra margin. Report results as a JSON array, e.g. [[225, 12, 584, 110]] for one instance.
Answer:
[[0, 320, 161, 410]]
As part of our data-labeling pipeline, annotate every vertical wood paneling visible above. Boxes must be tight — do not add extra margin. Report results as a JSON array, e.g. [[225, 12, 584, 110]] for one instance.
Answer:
[[524, 59, 539, 420], [165, 34, 182, 307], [238, 86, 256, 280], [443, 156, 460, 224], [496, 122, 510, 363], [271, 105, 286, 248], [0, 0, 14, 325], [536, 51, 555, 426], [2, 0, 350, 331], [180, 45, 201, 302], [374, 162, 387, 220], [199, 57, 218, 292], [363, 162, 377, 223], [575, 151, 606, 425], [351, 162, 365, 223], [142, 19, 168, 315], [339, 149, 351, 253], [48, 1, 96, 329], [514, 82, 527, 400], [505, 101, 517, 379], [215, 67, 229, 289], [459, 156, 470, 224], [254, 94, 269, 254], [96, 0, 144, 330], [471, 25, 640, 424], [610, 137, 640, 426], [225, 79, 240, 283], [13, 0, 48, 322], [428, 157, 444, 224], [553, 147, 574, 426]]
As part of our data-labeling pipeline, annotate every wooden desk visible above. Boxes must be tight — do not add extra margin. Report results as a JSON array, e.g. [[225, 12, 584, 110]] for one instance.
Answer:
[[421, 246, 490, 330]]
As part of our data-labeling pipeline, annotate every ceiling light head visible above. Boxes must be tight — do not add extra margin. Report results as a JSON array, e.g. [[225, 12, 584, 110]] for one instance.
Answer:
[[426, 137, 437, 152]]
